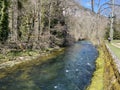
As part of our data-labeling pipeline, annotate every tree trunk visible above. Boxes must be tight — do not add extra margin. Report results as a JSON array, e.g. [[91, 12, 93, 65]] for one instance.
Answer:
[[91, 0, 94, 12], [48, 2, 52, 31], [38, 0, 42, 39], [12, 0, 18, 42]]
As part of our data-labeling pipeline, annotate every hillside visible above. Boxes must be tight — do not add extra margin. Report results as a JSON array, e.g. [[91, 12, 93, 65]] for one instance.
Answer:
[[0, 0, 108, 51]]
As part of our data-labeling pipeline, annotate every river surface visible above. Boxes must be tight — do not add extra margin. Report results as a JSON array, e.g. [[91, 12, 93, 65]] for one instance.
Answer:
[[0, 41, 98, 90]]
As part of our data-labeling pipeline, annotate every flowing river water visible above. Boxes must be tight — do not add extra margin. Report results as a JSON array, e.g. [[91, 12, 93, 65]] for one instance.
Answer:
[[0, 41, 98, 90]]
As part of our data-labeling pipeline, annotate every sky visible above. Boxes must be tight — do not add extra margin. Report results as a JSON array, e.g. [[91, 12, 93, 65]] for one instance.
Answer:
[[74, 0, 120, 17], [75, 0, 120, 17], [78, 0, 110, 13]]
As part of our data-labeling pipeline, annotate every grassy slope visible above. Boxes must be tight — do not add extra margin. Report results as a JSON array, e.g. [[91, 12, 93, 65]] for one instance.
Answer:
[[104, 41, 120, 90], [0, 48, 65, 79], [87, 41, 120, 90], [111, 40, 120, 43], [107, 40, 120, 59], [87, 48, 104, 90]]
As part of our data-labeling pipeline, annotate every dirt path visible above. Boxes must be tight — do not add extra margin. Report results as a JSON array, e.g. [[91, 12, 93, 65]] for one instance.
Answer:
[[111, 43, 120, 48], [116, 43, 120, 46]]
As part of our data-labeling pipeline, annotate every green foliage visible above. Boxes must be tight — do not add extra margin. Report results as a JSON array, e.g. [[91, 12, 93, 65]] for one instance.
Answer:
[[107, 41, 120, 59], [104, 28, 110, 39], [41, 0, 64, 29], [105, 27, 120, 40], [18, 0, 23, 10], [113, 30, 120, 40], [0, 0, 9, 42]]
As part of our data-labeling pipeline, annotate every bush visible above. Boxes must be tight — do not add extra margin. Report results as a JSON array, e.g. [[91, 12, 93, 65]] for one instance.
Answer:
[[0, 0, 9, 42], [105, 28, 120, 40], [113, 30, 120, 39]]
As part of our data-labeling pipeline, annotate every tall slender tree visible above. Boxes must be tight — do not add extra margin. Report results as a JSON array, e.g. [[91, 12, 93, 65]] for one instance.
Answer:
[[91, 0, 94, 12], [11, 0, 18, 41]]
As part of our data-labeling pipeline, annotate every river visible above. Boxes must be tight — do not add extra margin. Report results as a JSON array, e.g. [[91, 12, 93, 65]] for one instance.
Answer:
[[0, 41, 98, 90]]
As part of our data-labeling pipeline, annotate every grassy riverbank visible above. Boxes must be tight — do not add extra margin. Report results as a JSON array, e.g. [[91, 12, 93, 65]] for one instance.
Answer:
[[0, 48, 62, 64], [107, 41, 120, 59], [87, 43, 120, 90], [104, 42, 120, 90], [87, 48, 104, 90], [0, 48, 65, 79]]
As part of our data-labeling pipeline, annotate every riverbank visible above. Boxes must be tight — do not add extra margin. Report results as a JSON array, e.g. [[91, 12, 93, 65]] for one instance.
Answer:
[[107, 41, 120, 60], [87, 44, 120, 90], [87, 47, 104, 90], [0, 48, 65, 79], [104, 44, 120, 90], [0, 41, 98, 90]]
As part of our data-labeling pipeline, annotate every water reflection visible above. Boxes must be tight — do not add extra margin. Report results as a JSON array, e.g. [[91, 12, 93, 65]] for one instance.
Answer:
[[0, 41, 98, 90]]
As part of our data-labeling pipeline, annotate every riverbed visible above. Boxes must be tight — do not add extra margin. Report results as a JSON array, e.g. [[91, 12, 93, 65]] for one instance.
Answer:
[[0, 41, 98, 90]]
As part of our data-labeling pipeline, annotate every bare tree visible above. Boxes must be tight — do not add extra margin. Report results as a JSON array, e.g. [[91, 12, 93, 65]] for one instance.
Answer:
[[91, 0, 94, 12], [11, 0, 18, 42]]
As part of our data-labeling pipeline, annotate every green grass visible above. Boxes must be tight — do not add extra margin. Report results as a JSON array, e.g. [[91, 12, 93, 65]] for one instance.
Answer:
[[0, 50, 39, 63], [87, 49, 104, 90], [111, 40, 120, 43], [105, 40, 120, 43], [106, 40, 120, 60], [0, 49, 56, 64]]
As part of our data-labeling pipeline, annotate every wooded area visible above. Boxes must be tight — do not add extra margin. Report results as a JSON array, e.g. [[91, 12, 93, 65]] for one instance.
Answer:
[[0, 0, 120, 52], [0, 0, 72, 52], [0, 1, 120, 90]]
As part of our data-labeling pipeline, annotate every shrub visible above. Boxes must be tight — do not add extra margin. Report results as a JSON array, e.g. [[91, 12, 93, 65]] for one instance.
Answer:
[[0, 0, 9, 42], [105, 27, 120, 40]]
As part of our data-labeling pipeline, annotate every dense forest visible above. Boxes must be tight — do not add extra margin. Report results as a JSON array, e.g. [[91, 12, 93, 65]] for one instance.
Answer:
[[0, 0, 71, 51], [0, 0, 109, 52], [0, 0, 120, 55]]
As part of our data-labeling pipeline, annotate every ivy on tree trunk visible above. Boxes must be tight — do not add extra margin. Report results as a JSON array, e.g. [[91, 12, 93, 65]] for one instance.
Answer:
[[0, 0, 9, 42]]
